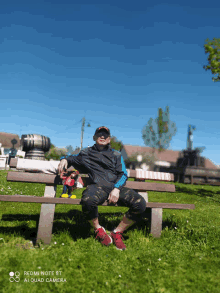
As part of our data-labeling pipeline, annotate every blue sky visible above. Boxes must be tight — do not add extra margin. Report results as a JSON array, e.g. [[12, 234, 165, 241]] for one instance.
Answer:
[[1, 1, 220, 165]]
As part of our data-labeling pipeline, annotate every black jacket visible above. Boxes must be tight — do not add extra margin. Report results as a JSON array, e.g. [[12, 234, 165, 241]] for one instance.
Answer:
[[61, 144, 128, 193]]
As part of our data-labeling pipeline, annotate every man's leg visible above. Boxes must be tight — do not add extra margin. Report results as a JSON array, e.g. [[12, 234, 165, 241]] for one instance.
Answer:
[[110, 188, 146, 250], [114, 191, 148, 233], [113, 215, 135, 233], [80, 185, 112, 246], [115, 187, 146, 232], [88, 218, 102, 230]]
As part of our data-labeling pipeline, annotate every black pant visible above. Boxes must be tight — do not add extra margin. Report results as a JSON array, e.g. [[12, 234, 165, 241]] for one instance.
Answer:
[[80, 184, 146, 222]]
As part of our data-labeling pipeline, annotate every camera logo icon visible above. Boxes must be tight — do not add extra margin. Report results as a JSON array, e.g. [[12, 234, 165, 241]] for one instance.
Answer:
[[9, 271, 20, 282]]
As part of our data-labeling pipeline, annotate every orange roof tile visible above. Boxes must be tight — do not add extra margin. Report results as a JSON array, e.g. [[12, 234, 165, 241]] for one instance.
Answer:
[[0, 132, 21, 149]]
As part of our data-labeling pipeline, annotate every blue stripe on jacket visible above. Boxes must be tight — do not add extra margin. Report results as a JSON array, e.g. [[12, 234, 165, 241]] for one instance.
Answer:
[[114, 156, 128, 189], [60, 154, 78, 160]]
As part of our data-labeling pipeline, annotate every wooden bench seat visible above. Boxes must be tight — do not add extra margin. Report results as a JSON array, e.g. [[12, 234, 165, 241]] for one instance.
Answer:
[[0, 158, 195, 245]]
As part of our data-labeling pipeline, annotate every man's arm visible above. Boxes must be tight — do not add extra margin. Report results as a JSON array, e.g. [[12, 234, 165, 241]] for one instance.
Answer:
[[58, 153, 84, 174], [108, 153, 128, 204], [113, 154, 128, 190]]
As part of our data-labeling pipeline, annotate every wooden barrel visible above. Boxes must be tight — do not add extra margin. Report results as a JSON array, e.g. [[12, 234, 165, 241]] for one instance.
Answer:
[[21, 134, 51, 160]]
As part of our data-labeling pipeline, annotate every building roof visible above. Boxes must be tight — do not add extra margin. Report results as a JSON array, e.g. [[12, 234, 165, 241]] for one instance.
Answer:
[[0, 132, 21, 149], [122, 145, 218, 170]]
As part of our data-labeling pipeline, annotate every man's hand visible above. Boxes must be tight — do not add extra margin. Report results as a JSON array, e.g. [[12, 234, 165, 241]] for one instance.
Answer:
[[58, 159, 68, 175], [108, 188, 120, 204]]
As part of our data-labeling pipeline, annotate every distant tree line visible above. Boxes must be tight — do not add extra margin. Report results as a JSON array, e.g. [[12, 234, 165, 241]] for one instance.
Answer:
[[44, 136, 124, 161]]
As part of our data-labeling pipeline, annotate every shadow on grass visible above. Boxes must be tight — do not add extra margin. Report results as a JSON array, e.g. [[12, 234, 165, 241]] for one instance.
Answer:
[[176, 185, 220, 202], [52, 210, 152, 241], [0, 210, 151, 242], [162, 219, 178, 231], [0, 208, 180, 245]]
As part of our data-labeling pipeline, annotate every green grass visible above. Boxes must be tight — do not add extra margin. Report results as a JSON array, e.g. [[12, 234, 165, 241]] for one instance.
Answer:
[[0, 170, 220, 293]]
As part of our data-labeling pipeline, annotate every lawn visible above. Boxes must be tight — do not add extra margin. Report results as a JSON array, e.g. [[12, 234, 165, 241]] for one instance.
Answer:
[[0, 170, 220, 293]]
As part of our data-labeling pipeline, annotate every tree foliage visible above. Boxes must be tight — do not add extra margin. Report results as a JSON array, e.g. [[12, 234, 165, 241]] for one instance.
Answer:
[[203, 38, 220, 82], [45, 143, 68, 161], [110, 136, 123, 151], [142, 106, 177, 152], [66, 145, 74, 155]]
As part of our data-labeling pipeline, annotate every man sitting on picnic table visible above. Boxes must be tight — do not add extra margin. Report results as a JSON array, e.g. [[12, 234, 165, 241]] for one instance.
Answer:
[[58, 126, 146, 251]]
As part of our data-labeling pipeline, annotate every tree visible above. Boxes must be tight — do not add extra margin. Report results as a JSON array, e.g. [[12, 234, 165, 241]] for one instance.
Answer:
[[110, 136, 124, 151], [203, 38, 220, 82], [66, 145, 74, 155], [45, 143, 68, 161], [142, 106, 177, 153]]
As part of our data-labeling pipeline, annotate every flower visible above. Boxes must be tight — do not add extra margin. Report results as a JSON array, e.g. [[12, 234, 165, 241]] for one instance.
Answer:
[[62, 243, 64, 245], [119, 275, 121, 277], [38, 267, 41, 269], [54, 242, 57, 244], [158, 258, 161, 261]]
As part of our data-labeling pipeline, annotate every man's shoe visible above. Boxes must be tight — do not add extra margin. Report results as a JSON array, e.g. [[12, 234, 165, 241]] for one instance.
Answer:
[[95, 227, 113, 246], [110, 231, 126, 251]]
